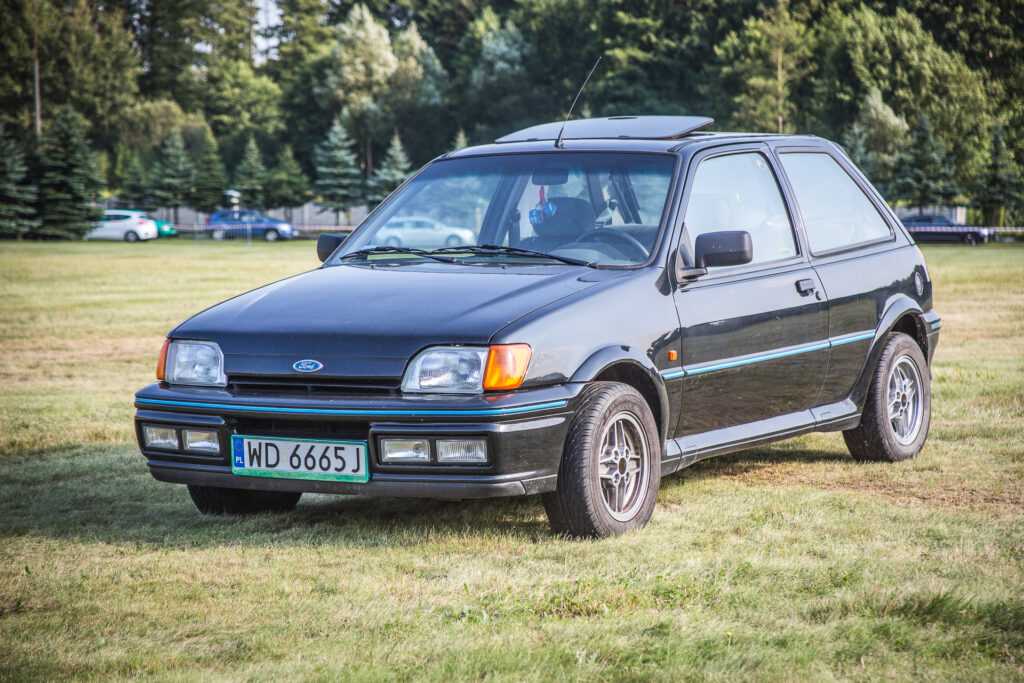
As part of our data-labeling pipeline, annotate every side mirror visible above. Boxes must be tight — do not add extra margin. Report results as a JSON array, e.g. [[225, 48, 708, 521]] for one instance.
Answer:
[[317, 233, 347, 262], [694, 230, 753, 268]]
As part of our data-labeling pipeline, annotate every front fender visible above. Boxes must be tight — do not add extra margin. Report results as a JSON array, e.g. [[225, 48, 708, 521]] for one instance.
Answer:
[[568, 346, 671, 444]]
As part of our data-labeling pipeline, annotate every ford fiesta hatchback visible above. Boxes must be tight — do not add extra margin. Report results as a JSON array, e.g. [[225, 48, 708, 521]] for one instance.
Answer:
[[134, 116, 940, 537]]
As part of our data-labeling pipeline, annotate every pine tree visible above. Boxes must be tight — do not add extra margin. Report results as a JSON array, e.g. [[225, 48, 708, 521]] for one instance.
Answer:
[[233, 137, 266, 210], [118, 152, 154, 210], [314, 119, 362, 225], [191, 131, 227, 215], [0, 122, 39, 239], [710, 0, 812, 133], [34, 106, 103, 239], [891, 116, 961, 212], [149, 130, 194, 224], [970, 124, 1022, 227], [265, 146, 309, 217], [368, 133, 412, 204]]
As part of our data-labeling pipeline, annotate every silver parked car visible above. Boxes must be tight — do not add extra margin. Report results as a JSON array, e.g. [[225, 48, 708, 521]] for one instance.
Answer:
[[373, 216, 476, 248], [86, 210, 159, 242]]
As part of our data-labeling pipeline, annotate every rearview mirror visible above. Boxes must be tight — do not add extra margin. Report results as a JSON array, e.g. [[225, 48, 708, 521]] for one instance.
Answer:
[[694, 231, 753, 268], [317, 233, 347, 262]]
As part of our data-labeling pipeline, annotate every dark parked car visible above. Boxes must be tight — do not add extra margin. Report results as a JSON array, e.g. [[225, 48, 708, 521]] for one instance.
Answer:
[[900, 214, 990, 245], [135, 116, 940, 537], [206, 209, 295, 241]]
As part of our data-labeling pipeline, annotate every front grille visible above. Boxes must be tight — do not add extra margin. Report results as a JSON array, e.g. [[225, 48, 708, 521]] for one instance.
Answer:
[[231, 417, 371, 441], [227, 374, 400, 397]]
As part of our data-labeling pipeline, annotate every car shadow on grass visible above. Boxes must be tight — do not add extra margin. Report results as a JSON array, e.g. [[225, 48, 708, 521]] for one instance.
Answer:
[[659, 443, 852, 493], [0, 446, 552, 548]]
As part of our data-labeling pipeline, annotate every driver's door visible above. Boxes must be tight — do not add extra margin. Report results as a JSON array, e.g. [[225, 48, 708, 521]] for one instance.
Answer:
[[673, 146, 828, 440]]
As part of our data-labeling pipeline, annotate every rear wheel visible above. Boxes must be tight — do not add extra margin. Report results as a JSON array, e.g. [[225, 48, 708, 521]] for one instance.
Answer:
[[542, 382, 660, 537], [187, 485, 301, 514], [123, 230, 139, 243], [962, 232, 978, 246], [385, 236, 401, 247], [843, 332, 930, 462], [445, 235, 462, 247], [263, 228, 279, 242], [211, 228, 226, 241]]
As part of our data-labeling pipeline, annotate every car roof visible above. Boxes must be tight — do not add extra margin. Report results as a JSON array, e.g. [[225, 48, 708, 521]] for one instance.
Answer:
[[445, 116, 827, 158], [105, 209, 145, 214]]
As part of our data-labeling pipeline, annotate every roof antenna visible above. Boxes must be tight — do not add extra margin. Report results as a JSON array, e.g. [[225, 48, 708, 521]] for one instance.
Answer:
[[555, 56, 601, 149]]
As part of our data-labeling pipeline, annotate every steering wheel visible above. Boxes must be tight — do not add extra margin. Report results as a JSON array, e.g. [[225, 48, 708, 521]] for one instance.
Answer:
[[571, 228, 649, 261]]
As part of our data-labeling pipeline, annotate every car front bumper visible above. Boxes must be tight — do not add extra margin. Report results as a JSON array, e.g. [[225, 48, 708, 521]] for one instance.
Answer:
[[134, 383, 579, 498]]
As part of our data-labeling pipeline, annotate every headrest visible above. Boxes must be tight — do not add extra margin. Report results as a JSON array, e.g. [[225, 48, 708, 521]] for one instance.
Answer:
[[532, 196, 595, 238]]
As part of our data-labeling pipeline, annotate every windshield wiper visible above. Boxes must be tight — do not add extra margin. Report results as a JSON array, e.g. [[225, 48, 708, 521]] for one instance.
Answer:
[[431, 244, 597, 268], [337, 245, 459, 264]]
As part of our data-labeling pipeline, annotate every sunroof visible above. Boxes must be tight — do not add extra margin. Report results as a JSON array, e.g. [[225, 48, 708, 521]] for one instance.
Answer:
[[495, 116, 714, 143]]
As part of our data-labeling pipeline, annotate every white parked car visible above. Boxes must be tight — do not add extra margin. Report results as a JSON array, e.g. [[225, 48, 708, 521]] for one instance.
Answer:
[[86, 210, 159, 242], [373, 216, 476, 248]]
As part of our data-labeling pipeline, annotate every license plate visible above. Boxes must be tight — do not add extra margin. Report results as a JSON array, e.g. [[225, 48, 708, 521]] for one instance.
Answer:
[[231, 435, 369, 483]]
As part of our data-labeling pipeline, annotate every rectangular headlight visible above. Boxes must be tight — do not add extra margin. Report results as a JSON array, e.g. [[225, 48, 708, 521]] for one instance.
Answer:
[[182, 428, 220, 454], [143, 425, 179, 450], [380, 438, 430, 463], [402, 347, 487, 394], [165, 340, 227, 386], [436, 439, 487, 463]]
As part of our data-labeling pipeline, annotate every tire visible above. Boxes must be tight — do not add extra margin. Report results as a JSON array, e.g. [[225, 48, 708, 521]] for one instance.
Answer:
[[843, 332, 930, 462], [124, 231, 139, 243], [445, 235, 462, 247], [263, 228, 279, 242], [187, 485, 301, 514], [211, 228, 226, 241], [385, 237, 401, 247], [542, 382, 661, 538], [962, 233, 978, 246]]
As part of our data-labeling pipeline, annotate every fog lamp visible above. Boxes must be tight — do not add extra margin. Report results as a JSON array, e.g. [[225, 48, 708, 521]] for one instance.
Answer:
[[380, 438, 430, 463], [143, 425, 179, 450], [436, 439, 488, 463], [183, 428, 220, 454]]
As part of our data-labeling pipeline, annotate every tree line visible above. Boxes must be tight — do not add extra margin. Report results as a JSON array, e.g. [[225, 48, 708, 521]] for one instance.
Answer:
[[1, 0, 1023, 239]]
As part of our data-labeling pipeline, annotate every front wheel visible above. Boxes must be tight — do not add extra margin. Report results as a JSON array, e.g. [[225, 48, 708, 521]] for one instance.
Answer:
[[187, 485, 301, 514], [542, 382, 660, 538], [843, 332, 930, 462], [263, 228, 279, 242]]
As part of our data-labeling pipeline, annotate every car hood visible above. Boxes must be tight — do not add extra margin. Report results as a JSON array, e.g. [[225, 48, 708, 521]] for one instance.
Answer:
[[173, 262, 622, 378]]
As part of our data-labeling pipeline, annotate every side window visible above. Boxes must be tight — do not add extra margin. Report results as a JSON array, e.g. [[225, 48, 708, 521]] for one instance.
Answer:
[[684, 152, 797, 267], [778, 152, 892, 253]]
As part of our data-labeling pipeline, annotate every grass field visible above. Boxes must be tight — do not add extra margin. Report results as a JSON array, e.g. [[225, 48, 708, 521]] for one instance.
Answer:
[[1, 239, 1022, 680]]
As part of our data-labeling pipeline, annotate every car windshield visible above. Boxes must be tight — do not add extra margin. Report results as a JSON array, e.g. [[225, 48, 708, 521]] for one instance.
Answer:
[[334, 152, 676, 267]]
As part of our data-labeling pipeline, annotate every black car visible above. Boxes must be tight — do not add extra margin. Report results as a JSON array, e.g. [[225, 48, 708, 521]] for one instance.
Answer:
[[900, 214, 990, 245], [135, 116, 940, 537]]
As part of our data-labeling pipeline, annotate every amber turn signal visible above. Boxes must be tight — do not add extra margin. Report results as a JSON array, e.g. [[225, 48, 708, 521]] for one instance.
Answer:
[[483, 344, 532, 391], [156, 338, 170, 380]]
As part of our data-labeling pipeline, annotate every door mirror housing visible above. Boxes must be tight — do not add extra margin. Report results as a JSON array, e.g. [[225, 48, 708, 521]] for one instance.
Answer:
[[694, 230, 753, 268], [317, 233, 347, 263]]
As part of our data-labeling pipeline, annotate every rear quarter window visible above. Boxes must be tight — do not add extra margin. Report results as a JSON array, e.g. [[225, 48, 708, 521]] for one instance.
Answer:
[[778, 152, 892, 254]]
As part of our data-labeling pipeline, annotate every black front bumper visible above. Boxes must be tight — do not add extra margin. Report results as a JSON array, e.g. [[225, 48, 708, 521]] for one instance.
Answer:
[[134, 383, 579, 498]]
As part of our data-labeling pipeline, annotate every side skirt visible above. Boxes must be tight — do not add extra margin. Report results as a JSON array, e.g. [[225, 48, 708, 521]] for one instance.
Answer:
[[660, 399, 861, 475]]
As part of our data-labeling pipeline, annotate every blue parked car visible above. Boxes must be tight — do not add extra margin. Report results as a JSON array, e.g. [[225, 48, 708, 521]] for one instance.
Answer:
[[206, 210, 295, 241]]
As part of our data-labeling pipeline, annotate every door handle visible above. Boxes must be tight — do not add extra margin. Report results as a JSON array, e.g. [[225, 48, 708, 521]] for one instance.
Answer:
[[796, 278, 816, 295]]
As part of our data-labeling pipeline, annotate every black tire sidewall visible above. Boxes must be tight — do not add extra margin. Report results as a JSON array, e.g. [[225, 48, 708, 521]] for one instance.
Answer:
[[550, 383, 661, 537], [850, 333, 931, 462]]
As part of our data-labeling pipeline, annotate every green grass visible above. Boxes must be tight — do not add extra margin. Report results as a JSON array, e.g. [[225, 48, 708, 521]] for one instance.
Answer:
[[1, 240, 1022, 680]]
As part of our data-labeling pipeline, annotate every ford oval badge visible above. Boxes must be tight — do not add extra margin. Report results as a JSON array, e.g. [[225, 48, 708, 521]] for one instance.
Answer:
[[293, 359, 323, 373]]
